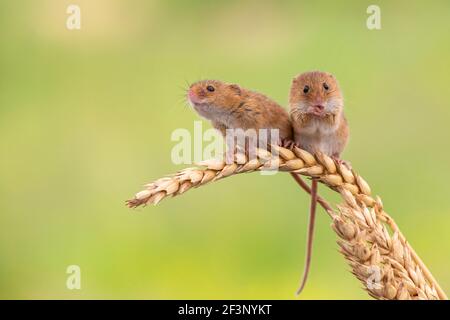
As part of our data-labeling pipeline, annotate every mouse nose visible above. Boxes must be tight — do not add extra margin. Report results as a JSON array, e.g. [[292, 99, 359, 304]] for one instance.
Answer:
[[188, 88, 196, 100], [188, 88, 201, 104]]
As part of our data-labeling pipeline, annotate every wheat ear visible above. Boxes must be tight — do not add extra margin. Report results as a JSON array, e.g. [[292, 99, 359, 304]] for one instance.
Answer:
[[127, 146, 447, 300]]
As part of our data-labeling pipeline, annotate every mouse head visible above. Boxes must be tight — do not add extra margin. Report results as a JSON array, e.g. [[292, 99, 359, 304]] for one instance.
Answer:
[[187, 80, 242, 120], [289, 71, 343, 117]]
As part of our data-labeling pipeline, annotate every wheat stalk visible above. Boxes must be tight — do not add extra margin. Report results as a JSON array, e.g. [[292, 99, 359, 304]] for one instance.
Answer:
[[127, 146, 447, 300]]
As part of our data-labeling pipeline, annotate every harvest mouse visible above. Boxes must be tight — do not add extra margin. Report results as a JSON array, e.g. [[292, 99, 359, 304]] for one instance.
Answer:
[[187, 79, 293, 146], [187, 79, 329, 296], [289, 71, 349, 294]]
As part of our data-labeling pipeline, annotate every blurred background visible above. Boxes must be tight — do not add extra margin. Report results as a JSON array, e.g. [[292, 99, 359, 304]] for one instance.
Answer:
[[1, 0, 449, 299]]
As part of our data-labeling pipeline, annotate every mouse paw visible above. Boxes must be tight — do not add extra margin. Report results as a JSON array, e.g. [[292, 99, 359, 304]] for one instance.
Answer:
[[332, 156, 352, 170], [281, 139, 298, 150]]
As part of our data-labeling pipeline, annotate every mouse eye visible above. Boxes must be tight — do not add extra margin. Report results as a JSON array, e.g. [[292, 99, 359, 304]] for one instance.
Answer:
[[206, 85, 215, 92], [323, 83, 329, 90], [303, 85, 310, 94]]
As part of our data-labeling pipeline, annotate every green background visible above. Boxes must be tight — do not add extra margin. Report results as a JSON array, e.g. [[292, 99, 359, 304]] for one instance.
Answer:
[[1, 0, 449, 299]]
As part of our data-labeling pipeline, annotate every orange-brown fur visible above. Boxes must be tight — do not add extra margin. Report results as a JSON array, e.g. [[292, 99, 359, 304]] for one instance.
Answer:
[[188, 80, 292, 141], [289, 71, 348, 158]]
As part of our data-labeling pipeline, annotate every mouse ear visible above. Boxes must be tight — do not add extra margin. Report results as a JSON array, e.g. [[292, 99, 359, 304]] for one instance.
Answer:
[[229, 84, 242, 96]]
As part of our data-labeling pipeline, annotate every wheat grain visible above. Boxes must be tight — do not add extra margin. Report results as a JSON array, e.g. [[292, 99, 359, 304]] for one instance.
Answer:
[[127, 145, 447, 300], [333, 190, 441, 299]]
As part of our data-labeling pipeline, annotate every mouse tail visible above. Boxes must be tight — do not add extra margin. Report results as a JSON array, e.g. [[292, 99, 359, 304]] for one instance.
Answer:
[[296, 179, 318, 296]]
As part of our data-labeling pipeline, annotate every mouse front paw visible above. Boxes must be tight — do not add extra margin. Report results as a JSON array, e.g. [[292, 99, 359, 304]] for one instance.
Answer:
[[331, 156, 352, 170], [281, 139, 299, 150]]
